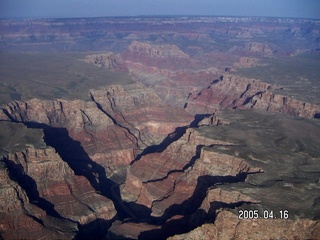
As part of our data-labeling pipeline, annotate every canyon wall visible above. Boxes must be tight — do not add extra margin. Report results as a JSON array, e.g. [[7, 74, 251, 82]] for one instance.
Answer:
[[1, 16, 320, 239]]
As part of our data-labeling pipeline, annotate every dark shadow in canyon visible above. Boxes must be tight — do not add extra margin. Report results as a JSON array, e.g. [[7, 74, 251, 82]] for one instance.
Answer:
[[1, 113, 258, 239], [136, 173, 255, 240], [90, 93, 141, 149], [2, 158, 78, 238], [3, 158, 67, 220], [242, 91, 265, 105], [143, 144, 210, 184], [74, 216, 117, 240], [132, 125, 187, 164], [22, 121, 133, 219], [160, 173, 249, 220], [106, 173, 254, 239], [0, 118, 136, 239], [1, 108, 16, 122], [131, 114, 212, 165]]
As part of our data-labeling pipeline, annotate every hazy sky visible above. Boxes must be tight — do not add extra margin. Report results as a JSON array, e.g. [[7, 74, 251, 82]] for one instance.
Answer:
[[1, 0, 320, 19]]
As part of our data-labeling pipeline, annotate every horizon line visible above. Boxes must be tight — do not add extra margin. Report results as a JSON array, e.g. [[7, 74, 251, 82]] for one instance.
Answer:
[[1, 14, 320, 21]]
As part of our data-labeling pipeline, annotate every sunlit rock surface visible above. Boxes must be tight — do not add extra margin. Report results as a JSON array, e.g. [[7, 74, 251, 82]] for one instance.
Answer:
[[1, 16, 320, 239]]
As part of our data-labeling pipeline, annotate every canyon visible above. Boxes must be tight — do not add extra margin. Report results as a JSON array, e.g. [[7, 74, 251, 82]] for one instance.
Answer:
[[0, 16, 320, 239]]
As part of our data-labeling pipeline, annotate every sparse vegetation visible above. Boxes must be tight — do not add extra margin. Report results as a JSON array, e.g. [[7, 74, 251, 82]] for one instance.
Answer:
[[233, 54, 320, 104], [0, 52, 134, 105], [0, 122, 46, 156]]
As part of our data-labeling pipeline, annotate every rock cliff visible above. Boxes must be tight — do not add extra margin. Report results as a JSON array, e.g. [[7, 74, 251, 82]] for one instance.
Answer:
[[0, 124, 116, 239], [121, 127, 261, 217], [90, 83, 194, 147], [0, 98, 138, 177], [185, 74, 320, 118], [122, 41, 200, 70], [1, 16, 320, 240], [244, 42, 274, 57], [84, 53, 128, 72], [118, 40, 320, 119]]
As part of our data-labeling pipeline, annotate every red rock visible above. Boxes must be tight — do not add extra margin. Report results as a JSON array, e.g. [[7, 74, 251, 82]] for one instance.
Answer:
[[84, 53, 128, 72], [121, 128, 260, 217], [186, 74, 320, 118], [0, 161, 70, 239], [245, 42, 273, 57], [0, 145, 117, 239], [233, 57, 259, 68], [1, 16, 320, 240], [122, 41, 193, 70], [90, 83, 194, 146], [0, 98, 138, 172], [6, 147, 116, 221]]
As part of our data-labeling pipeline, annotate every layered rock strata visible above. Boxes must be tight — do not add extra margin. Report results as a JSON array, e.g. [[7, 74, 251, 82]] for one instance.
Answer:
[[185, 74, 320, 118], [121, 128, 261, 218], [90, 83, 194, 147], [1, 15, 320, 240], [0, 98, 138, 177], [119, 42, 320, 119], [84, 53, 128, 72], [0, 145, 116, 239]]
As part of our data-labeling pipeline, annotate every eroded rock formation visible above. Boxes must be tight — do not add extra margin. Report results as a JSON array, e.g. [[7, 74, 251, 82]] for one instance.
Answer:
[[185, 74, 320, 118], [89, 83, 193, 147], [0, 143, 116, 239], [1, 16, 320, 240], [84, 53, 128, 72]]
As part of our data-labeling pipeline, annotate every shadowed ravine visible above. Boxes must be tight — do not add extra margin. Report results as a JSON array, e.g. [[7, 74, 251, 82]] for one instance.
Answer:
[[2, 157, 79, 238], [23, 122, 135, 219], [0, 115, 259, 239], [3, 96, 318, 239], [90, 93, 143, 151], [132, 114, 212, 165], [109, 174, 256, 240], [1, 15, 320, 240]]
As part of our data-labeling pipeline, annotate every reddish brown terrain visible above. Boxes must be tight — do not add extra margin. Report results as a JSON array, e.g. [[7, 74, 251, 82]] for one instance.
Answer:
[[0, 16, 320, 239]]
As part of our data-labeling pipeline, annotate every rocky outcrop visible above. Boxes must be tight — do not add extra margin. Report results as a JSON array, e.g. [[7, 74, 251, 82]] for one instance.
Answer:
[[233, 57, 259, 68], [1, 99, 319, 239], [185, 74, 270, 114], [0, 146, 116, 239], [185, 74, 320, 118], [108, 221, 160, 240], [245, 42, 273, 57], [124, 59, 223, 107], [121, 128, 260, 217], [122, 41, 199, 70], [197, 112, 231, 127], [0, 161, 63, 239], [90, 84, 194, 147], [0, 99, 113, 128], [241, 90, 320, 117], [119, 40, 320, 119], [125, 41, 189, 60], [0, 98, 138, 176], [84, 53, 128, 72]]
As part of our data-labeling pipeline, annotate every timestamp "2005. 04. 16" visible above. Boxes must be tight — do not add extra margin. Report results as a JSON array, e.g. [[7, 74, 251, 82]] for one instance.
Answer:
[[238, 209, 289, 220]]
